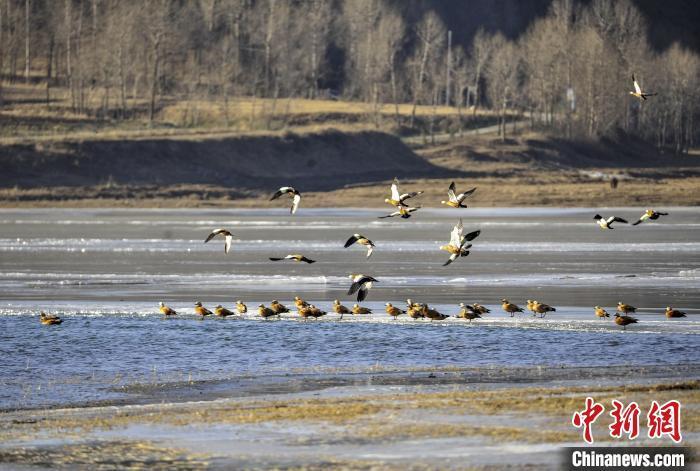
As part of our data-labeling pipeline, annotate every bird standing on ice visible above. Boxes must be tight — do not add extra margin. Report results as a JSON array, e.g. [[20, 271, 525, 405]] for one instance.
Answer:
[[594, 214, 628, 230], [270, 186, 301, 214], [204, 228, 234, 254], [159, 302, 177, 316], [441, 181, 477, 208]]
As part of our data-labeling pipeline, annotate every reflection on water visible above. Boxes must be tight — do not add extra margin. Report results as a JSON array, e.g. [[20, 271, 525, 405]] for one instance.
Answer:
[[0, 207, 698, 409]]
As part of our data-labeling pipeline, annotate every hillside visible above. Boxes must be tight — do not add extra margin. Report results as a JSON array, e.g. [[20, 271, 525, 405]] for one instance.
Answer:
[[0, 129, 450, 191]]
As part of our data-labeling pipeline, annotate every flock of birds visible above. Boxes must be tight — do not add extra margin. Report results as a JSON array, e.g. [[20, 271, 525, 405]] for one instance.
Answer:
[[38, 166, 688, 331], [36, 77, 679, 329]]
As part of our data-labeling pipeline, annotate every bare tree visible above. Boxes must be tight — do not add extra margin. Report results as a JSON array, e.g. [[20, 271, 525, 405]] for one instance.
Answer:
[[409, 10, 446, 127]]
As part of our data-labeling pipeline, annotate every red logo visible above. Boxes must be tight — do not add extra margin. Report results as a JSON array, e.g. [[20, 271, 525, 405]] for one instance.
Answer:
[[572, 398, 682, 443], [572, 397, 605, 444]]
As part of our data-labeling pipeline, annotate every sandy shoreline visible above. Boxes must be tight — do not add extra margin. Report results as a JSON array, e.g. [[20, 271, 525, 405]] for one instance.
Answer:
[[2, 174, 699, 209], [1, 365, 697, 469]]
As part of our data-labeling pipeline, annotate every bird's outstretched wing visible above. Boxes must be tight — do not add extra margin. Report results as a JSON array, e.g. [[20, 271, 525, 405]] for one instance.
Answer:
[[463, 229, 481, 243], [300, 256, 316, 264], [291, 193, 301, 214], [204, 228, 227, 243], [357, 286, 369, 302], [390, 178, 400, 201], [447, 182, 458, 203], [449, 219, 464, 247], [269, 257, 284, 261], [399, 191, 423, 203], [633, 76, 642, 95], [344, 234, 360, 248], [632, 219, 643, 226], [271, 186, 295, 201], [457, 187, 477, 202], [443, 253, 458, 266], [612, 217, 628, 224], [348, 276, 377, 295]]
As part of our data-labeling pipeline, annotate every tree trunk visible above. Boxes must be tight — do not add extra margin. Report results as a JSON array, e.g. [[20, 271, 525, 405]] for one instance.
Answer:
[[24, 0, 30, 82], [149, 33, 162, 124]]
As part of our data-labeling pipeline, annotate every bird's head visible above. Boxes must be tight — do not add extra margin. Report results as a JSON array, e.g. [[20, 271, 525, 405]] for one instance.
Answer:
[[271, 300, 278, 304], [384, 198, 391, 204], [385, 302, 392, 307], [646, 209, 654, 215], [215, 305, 222, 309], [236, 300, 243, 304], [629, 91, 636, 96], [440, 200, 447, 205], [594, 306, 600, 309], [458, 302, 465, 307], [194, 301, 202, 307], [159, 302, 165, 307], [353, 304, 359, 308], [501, 299, 508, 303], [333, 299, 339, 304], [258, 304, 265, 308], [666, 306, 671, 311]]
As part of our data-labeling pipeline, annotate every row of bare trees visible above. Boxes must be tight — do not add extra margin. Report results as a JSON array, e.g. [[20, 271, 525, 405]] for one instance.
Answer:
[[0, 0, 697, 151]]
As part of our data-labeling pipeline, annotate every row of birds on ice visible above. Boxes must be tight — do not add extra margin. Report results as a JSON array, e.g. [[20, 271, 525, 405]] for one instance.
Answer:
[[39, 299, 686, 331]]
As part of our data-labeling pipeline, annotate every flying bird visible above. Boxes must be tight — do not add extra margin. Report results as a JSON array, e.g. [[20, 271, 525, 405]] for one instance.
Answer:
[[344, 234, 375, 258], [159, 302, 177, 316], [385, 177, 423, 207], [629, 75, 656, 101], [270, 186, 301, 214], [347, 273, 378, 302], [632, 209, 669, 225], [594, 214, 628, 230], [378, 205, 421, 219], [269, 254, 316, 264], [441, 182, 477, 208], [204, 228, 234, 254], [440, 219, 480, 266]]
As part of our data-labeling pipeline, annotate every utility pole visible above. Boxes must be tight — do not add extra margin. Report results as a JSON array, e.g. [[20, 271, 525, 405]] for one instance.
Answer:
[[445, 29, 451, 106]]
